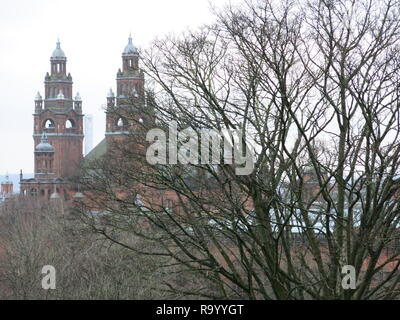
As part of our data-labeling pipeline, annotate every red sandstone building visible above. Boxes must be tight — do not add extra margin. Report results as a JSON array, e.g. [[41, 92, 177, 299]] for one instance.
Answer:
[[20, 36, 146, 201], [18, 36, 209, 210]]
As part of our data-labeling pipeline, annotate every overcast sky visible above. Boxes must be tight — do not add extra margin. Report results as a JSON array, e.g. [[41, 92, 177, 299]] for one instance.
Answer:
[[0, 0, 236, 175]]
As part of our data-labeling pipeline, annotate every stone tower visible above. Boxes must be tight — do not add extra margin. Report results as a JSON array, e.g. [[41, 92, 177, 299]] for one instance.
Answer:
[[105, 35, 146, 145], [21, 40, 84, 199], [33, 40, 84, 179]]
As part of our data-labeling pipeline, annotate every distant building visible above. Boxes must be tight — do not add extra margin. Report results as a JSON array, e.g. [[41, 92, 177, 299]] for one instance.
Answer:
[[19, 36, 164, 205], [0, 174, 13, 202], [84, 114, 94, 156]]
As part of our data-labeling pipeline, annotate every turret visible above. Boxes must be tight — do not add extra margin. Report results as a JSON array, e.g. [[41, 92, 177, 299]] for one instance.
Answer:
[[116, 34, 144, 99], [34, 132, 55, 179], [45, 39, 73, 103], [107, 88, 115, 109], [74, 92, 82, 113], [50, 39, 67, 76], [35, 92, 43, 113], [106, 35, 146, 141], [122, 33, 139, 72]]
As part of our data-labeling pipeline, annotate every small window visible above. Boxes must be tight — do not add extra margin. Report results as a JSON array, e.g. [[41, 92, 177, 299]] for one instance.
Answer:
[[66, 119, 75, 129], [44, 119, 55, 129], [116, 117, 126, 127]]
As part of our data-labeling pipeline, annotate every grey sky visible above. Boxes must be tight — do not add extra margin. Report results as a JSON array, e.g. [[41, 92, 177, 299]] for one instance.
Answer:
[[0, 0, 234, 175]]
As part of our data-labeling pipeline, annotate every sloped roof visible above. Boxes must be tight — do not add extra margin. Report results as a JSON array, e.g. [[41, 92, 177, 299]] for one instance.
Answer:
[[83, 138, 107, 164]]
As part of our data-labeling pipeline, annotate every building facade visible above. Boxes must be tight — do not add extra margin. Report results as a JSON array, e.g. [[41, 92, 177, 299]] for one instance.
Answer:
[[20, 36, 155, 203]]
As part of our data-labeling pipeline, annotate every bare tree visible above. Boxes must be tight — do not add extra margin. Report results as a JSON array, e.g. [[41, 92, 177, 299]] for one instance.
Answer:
[[0, 197, 169, 299], [78, 0, 400, 299]]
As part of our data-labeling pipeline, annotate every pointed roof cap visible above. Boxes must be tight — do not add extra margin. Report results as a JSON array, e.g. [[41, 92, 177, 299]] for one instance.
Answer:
[[122, 34, 138, 56], [35, 132, 55, 153], [35, 91, 42, 101], [51, 39, 66, 60], [75, 92, 82, 101], [107, 88, 115, 98]]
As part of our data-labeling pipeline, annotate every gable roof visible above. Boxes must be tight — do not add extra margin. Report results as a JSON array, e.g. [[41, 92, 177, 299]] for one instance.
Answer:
[[83, 138, 107, 165]]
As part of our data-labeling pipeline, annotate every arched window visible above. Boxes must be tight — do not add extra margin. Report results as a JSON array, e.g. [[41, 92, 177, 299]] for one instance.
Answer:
[[116, 117, 127, 128], [44, 119, 55, 129], [66, 119, 75, 129]]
